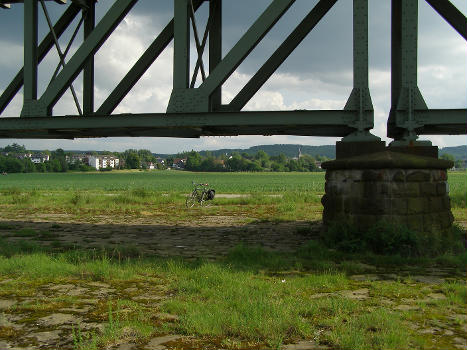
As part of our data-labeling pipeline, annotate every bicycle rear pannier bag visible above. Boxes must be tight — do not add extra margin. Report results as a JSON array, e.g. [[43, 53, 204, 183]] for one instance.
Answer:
[[207, 189, 215, 200]]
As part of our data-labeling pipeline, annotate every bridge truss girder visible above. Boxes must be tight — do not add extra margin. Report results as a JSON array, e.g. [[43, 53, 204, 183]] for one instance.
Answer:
[[0, 0, 465, 141]]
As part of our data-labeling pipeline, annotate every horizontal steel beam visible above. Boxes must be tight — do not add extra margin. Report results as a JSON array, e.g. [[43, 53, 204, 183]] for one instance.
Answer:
[[414, 109, 467, 135], [0, 110, 358, 138]]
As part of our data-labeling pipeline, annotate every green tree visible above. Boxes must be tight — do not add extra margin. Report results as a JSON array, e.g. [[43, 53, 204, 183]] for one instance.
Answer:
[[186, 151, 202, 171], [3, 143, 27, 154], [125, 152, 140, 169], [440, 153, 455, 162]]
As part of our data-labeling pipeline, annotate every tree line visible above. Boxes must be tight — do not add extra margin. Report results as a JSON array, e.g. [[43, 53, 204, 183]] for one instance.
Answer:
[[0, 143, 329, 173], [183, 150, 328, 172]]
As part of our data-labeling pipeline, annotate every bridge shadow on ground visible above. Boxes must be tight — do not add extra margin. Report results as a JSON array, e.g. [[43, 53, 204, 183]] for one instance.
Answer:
[[0, 219, 323, 260]]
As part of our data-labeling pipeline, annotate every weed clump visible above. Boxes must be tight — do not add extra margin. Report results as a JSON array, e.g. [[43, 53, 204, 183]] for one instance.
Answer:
[[323, 221, 466, 257]]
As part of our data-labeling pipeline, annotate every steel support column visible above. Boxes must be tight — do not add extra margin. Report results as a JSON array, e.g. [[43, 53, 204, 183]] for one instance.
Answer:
[[21, 0, 38, 117], [342, 0, 379, 141], [209, 0, 222, 111], [388, 0, 428, 142], [173, 0, 190, 90], [83, 0, 96, 114]]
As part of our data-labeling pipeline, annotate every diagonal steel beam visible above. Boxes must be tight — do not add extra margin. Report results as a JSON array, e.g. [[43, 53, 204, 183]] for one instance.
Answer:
[[0, 3, 81, 114], [425, 0, 467, 40], [40, 0, 82, 115], [228, 0, 337, 111], [96, 0, 204, 115], [198, 0, 296, 97], [38, 0, 138, 114], [189, 0, 206, 82], [190, 5, 212, 88]]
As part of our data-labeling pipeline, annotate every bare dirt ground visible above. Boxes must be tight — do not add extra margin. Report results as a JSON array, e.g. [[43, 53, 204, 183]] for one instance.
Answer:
[[0, 214, 321, 258]]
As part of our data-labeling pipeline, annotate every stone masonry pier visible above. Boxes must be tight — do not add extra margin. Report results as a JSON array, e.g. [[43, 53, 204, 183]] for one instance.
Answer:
[[321, 150, 454, 233]]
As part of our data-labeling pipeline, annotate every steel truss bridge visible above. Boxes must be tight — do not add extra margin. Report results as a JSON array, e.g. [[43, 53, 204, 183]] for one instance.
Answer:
[[0, 0, 465, 142]]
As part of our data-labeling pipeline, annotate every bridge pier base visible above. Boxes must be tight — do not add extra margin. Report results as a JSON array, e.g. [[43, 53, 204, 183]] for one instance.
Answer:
[[321, 148, 454, 233]]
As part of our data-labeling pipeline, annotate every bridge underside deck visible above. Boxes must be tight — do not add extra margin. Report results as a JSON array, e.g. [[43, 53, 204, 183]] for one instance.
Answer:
[[0, 111, 358, 139]]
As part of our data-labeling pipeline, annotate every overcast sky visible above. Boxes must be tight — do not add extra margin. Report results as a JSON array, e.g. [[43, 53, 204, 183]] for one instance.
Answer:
[[0, 0, 466, 153]]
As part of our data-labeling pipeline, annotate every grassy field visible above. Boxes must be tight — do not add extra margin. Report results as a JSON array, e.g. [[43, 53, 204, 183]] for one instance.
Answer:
[[0, 171, 326, 193], [0, 170, 465, 349]]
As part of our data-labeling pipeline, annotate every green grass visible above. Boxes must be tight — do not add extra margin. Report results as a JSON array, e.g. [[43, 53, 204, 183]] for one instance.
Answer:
[[0, 171, 465, 349], [0, 171, 326, 193], [0, 239, 466, 349]]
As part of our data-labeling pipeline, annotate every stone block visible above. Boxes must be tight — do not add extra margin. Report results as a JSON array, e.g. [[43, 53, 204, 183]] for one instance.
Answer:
[[325, 182, 335, 195], [420, 182, 437, 196], [423, 214, 434, 233], [359, 196, 384, 215], [430, 198, 444, 212], [336, 140, 386, 159], [323, 195, 343, 213], [325, 171, 333, 181], [442, 196, 451, 210], [321, 194, 329, 207], [362, 170, 383, 181], [406, 170, 430, 182], [378, 182, 390, 195], [408, 198, 424, 214], [405, 183, 420, 197], [407, 215, 424, 232], [430, 215, 443, 232], [343, 197, 354, 214], [392, 198, 408, 215], [392, 182, 419, 197], [392, 170, 405, 182], [353, 214, 379, 229], [439, 211, 454, 228], [422, 198, 432, 213], [363, 182, 378, 197], [350, 182, 364, 197], [436, 182, 447, 195], [391, 182, 406, 197]]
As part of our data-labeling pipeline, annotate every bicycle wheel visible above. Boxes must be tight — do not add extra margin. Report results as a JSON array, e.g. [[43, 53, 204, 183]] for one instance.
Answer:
[[199, 191, 207, 206], [186, 190, 197, 208]]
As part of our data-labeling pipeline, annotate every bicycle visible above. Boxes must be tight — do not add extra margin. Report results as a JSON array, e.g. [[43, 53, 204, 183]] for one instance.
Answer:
[[186, 182, 215, 208]]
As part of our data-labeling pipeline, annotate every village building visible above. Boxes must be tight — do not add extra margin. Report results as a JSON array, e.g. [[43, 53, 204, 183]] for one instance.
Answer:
[[88, 155, 120, 170], [172, 158, 187, 169], [30, 153, 50, 163]]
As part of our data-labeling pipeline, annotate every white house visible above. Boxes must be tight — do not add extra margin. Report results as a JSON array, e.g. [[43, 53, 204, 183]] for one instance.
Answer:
[[88, 156, 100, 170], [30, 154, 50, 163], [88, 155, 120, 170]]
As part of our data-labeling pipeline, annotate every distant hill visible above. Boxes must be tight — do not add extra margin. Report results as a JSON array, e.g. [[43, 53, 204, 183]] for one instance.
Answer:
[[198, 144, 336, 159], [439, 145, 467, 160], [152, 144, 336, 159]]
